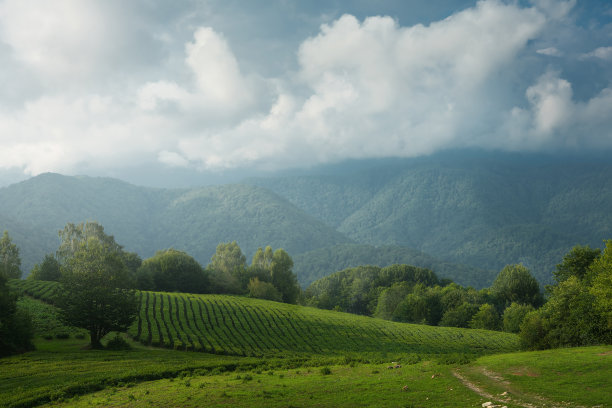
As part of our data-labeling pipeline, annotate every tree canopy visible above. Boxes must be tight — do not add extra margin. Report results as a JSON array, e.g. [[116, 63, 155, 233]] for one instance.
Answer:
[[137, 249, 208, 293], [0, 230, 21, 279], [57, 226, 137, 349]]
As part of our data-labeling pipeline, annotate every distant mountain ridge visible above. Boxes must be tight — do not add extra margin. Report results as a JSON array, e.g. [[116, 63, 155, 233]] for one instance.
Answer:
[[2, 151, 611, 287]]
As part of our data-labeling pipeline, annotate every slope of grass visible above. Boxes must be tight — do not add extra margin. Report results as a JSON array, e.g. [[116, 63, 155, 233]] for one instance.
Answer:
[[13, 279, 520, 358]]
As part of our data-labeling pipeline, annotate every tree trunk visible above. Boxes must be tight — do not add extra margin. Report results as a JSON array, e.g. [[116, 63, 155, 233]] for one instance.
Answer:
[[90, 330, 103, 349]]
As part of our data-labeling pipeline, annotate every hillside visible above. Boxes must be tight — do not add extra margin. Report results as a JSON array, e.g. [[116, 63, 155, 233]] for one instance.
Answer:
[[14, 280, 519, 357], [0, 174, 350, 276], [249, 152, 612, 284]]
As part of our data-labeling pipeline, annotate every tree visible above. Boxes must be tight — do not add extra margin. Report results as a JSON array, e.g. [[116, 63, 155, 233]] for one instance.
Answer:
[[137, 249, 208, 293], [502, 302, 534, 333], [439, 302, 479, 328], [554, 245, 600, 283], [270, 249, 300, 304], [374, 282, 412, 320], [247, 277, 282, 302], [57, 222, 123, 262], [491, 264, 542, 308], [209, 241, 247, 293], [28, 254, 61, 281], [469, 303, 500, 331], [251, 246, 274, 270], [0, 272, 33, 356], [589, 241, 612, 329], [57, 237, 137, 349], [0, 230, 21, 279]]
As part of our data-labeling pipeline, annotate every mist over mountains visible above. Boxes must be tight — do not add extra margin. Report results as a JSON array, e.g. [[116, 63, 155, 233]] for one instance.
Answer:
[[1, 151, 611, 288]]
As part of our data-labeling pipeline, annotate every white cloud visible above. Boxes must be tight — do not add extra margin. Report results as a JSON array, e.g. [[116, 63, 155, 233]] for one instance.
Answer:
[[581, 46, 612, 61], [536, 47, 563, 56], [0, 0, 610, 180]]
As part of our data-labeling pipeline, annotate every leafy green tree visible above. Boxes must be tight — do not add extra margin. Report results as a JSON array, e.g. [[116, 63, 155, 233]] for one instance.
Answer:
[[209, 241, 247, 293], [0, 230, 21, 279], [251, 246, 274, 269], [28, 254, 61, 281], [57, 237, 137, 349], [374, 282, 412, 320], [469, 303, 500, 331], [491, 264, 542, 308], [439, 302, 479, 328], [57, 222, 123, 262], [247, 277, 282, 302], [502, 302, 534, 333], [519, 310, 550, 350], [270, 249, 300, 304], [554, 245, 600, 283], [137, 249, 208, 293], [589, 240, 612, 329], [0, 272, 33, 356]]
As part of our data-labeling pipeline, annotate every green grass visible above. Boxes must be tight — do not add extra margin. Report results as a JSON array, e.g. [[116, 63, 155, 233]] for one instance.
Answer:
[[458, 345, 612, 407], [40, 361, 482, 408], [12, 279, 521, 358], [37, 346, 612, 408]]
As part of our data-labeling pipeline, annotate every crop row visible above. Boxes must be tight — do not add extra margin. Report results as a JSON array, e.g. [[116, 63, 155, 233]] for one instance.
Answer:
[[130, 291, 521, 356]]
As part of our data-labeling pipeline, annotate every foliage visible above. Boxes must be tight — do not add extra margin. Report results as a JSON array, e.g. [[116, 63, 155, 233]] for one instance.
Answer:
[[439, 302, 479, 328], [588, 240, 612, 329], [501, 302, 534, 333], [490, 264, 542, 308], [28, 253, 61, 281], [469, 303, 500, 330], [519, 242, 612, 350], [208, 241, 247, 294], [57, 236, 137, 348], [0, 275, 33, 356], [554, 244, 601, 283], [269, 249, 299, 304], [247, 277, 281, 302], [0, 230, 21, 279], [137, 249, 208, 293]]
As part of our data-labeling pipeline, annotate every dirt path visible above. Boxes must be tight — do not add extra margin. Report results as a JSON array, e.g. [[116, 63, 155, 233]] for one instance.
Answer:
[[452, 368, 587, 408]]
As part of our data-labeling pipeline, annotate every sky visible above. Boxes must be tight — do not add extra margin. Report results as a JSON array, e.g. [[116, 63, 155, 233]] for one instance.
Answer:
[[0, 0, 611, 187]]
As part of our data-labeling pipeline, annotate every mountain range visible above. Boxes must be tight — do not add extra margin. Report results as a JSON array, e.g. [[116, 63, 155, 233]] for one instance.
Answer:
[[1, 151, 611, 288]]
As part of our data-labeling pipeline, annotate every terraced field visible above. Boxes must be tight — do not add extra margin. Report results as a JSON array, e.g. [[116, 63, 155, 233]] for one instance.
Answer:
[[12, 280, 520, 357]]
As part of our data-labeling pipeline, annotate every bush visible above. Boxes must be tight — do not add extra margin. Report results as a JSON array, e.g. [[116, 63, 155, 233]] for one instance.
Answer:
[[502, 303, 534, 333], [320, 367, 331, 375], [55, 332, 70, 339], [105, 334, 132, 350]]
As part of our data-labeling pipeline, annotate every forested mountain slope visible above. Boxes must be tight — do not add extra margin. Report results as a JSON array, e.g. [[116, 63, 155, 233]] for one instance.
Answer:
[[249, 152, 612, 284], [0, 174, 350, 276]]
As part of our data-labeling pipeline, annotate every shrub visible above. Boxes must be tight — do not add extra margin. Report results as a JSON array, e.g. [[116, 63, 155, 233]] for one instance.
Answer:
[[320, 367, 331, 375], [105, 334, 132, 350], [55, 332, 70, 339]]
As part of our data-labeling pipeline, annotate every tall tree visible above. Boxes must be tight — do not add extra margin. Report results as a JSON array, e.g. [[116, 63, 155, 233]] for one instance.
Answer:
[[270, 248, 300, 304], [0, 272, 33, 355], [57, 236, 137, 349], [57, 222, 123, 262], [554, 245, 601, 283], [137, 249, 208, 293], [0, 230, 21, 279], [28, 254, 61, 281], [491, 264, 542, 308]]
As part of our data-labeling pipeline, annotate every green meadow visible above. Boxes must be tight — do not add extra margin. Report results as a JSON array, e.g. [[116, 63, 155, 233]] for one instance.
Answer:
[[2, 283, 610, 407]]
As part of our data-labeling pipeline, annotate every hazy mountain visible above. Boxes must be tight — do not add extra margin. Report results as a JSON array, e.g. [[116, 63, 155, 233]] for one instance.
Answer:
[[249, 151, 612, 284], [0, 173, 350, 277]]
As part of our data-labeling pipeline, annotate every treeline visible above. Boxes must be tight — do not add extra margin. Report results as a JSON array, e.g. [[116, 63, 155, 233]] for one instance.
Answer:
[[26, 222, 300, 304], [304, 263, 542, 332], [304, 243, 611, 350]]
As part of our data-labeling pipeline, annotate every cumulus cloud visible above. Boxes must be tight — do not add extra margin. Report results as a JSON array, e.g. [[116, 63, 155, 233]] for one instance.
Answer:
[[0, 0, 610, 180], [581, 46, 612, 61]]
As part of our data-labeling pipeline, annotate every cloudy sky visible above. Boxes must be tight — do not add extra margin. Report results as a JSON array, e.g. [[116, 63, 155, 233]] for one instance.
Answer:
[[0, 0, 611, 186]]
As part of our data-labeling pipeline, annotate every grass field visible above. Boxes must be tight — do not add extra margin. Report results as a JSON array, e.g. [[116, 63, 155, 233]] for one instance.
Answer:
[[4, 281, 610, 408], [35, 346, 611, 408], [12, 279, 520, 357]]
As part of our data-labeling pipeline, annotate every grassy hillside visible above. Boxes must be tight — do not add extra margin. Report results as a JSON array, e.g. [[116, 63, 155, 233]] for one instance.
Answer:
[[14, 280, 519, 358], [250, 152, 612, 285], [0, 174, 349, 276]]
